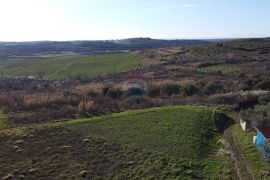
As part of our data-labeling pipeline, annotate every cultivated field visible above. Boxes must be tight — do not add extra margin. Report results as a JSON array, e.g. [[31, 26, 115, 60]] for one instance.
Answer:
[[0, 53, 141, 79]]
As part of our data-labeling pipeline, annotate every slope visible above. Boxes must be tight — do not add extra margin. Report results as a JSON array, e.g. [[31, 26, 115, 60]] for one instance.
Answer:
[[0, 106, 234, 179]]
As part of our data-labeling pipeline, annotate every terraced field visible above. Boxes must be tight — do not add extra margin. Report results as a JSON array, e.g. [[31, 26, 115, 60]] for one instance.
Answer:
[[0, 106, 235, 179], [0, 53, 141, 79]]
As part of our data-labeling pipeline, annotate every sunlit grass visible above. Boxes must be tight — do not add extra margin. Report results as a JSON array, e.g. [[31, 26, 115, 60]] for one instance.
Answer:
[[198, 64, 241, 74]]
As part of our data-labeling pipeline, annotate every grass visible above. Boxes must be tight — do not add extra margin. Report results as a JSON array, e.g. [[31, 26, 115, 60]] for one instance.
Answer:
[[0, 53, 141, 79], [233, 124, 270, 178], [224, 109, 270, 179], [61, 106, 215, 158], [59, 105, 235, 179], [198, 64, 241, 75], [202, 156, 234, 178], [0, 111, 9, 130], [0, 106, 235, 179]]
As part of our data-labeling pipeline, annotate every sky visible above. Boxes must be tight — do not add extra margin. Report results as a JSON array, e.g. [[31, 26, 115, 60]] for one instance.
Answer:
[[0, 0, 270, 41]]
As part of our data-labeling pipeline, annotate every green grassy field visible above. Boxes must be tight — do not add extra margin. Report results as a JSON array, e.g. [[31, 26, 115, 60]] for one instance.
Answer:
[[198, 64, 241, 75], [59, 105, 234, 179], [0, 53, 141, 79], [0, 106, 234, 179], [0, 111, 8, 130]]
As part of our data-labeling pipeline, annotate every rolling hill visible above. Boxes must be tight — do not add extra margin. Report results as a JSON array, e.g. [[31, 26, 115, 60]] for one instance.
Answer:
[[0, 38, 209, 58]]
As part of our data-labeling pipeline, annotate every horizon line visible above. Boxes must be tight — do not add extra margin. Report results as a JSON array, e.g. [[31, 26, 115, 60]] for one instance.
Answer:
[[0, 36, 269, 43]]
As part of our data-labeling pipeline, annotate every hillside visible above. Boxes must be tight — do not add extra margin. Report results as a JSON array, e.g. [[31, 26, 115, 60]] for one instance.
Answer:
[[0, 38, 209, 58], [139, 38, 270, 82], [0, 106, 234, 179], [1, 38, 270, 179], [1, 38, 269, 80], [0, 53, 141, 79]]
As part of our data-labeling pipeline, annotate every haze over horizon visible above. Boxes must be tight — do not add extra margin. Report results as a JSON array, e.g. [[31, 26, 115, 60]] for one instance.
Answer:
[[1, 0, 270, 41]]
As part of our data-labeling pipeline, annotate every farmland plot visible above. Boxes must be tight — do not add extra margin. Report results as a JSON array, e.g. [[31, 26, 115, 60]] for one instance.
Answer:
[[0, 53, 141, 79]]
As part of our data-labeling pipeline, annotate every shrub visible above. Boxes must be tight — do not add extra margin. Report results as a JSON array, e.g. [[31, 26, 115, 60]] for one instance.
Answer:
[[107, 89, 123, 99], [240, 79, 253, 91], [240, 75, 270, 91], [215, 43, 223, 47], [202, 82, 224, 95], [78, 101, 95, 114], [183, 84, 198, 96], [126, 87, 144, 97], [147, 86, 161, 97], [238, 73, 245, 78], [240, 104, 270, 126], [212, 111, 232, 132], [86, 91, 98, 98], [102, 87, 110, 95], [161, 84, 181, 96], [255, 79, 270, 90], [258, 93, 270, 105]]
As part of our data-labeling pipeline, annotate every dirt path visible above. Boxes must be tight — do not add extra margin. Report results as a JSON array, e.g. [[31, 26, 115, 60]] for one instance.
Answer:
[[223, 125, 256, 180]]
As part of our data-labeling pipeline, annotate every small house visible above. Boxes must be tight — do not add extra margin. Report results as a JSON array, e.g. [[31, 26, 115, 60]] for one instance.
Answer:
[[254, 126, 270, 160]]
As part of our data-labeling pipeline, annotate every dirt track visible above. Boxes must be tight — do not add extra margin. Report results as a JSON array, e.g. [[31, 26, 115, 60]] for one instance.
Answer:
[[223, 125, 256, 180]]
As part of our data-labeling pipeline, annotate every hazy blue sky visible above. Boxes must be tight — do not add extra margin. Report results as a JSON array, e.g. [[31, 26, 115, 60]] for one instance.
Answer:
[[0, 0, 270, 41]]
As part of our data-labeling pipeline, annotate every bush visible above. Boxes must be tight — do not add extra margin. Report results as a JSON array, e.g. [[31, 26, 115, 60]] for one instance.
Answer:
[[102, 87, 110, 95], [183, 84, 198, 96], [238, 73, 245, 78], [107, 89, 123, 99], [202, 82, 224, 95], [255, 79, 270, 90], [126, 88, 144, 97], [258, 93, 270, 105], [78, 101, 95, 114], [147, 86, 160, 97], [212, 111, 232, 132], [161, 84, 181, 96], [240, 104, 270, 126], [240, 79, 254, 91], [215, 43, 223, 47], [239, 76, 270, 91], [86, 91, 98, 98]]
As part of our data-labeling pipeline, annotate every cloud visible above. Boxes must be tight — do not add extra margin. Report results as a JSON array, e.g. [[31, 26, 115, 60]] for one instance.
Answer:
[[180, 4, 197, 8]]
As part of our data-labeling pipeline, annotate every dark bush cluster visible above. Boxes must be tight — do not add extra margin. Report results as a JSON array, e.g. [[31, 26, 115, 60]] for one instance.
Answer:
[[240, 103, 270, 127], [202, 82, 224, 95], [146, 81, 226, 98], [240, 76, 270, 91], [107, 89, 123, 99], [161, 84, 181, 96], [147, 86, 161, 97]]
